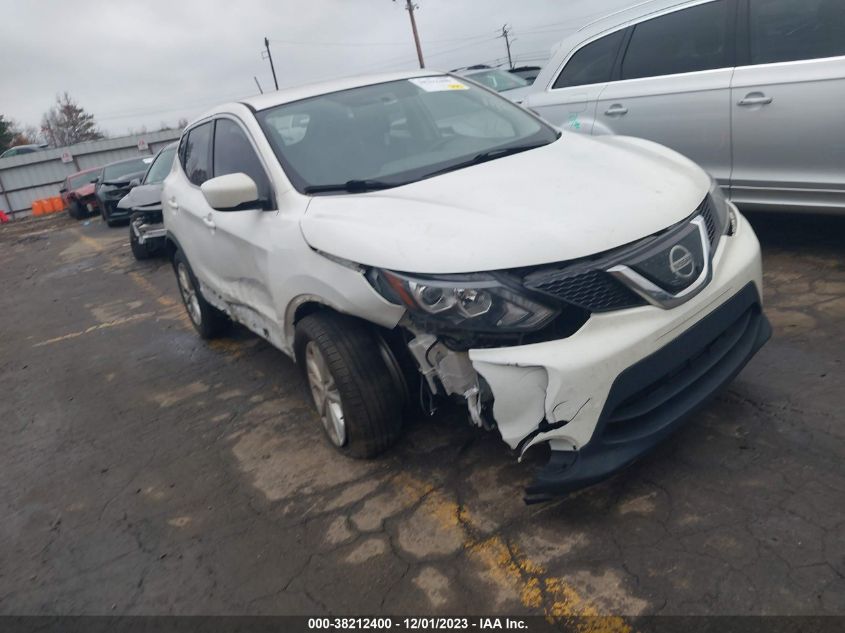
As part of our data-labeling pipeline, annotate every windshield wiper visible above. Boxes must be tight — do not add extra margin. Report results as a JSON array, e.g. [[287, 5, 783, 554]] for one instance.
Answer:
[[303, 179, 401, 194], [424, 142, 551, 179]]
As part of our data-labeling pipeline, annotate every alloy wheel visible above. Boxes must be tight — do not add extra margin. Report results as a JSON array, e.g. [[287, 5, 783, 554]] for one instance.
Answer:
[[176, 263, 202, 327], [304, 341, 346, 447]]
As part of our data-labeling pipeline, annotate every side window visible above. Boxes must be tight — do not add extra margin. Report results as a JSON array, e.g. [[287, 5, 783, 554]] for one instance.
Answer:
[[212, 119, 272, 202], [553, 30, 625, 89], [749, 0, 845, 65], [182, 122, 212, 186], [621, 0, 729, 80]]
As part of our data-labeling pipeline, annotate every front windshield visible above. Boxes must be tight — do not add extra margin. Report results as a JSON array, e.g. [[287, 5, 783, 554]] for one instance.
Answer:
[[466, 69, 529, 92], [104, 158, 150, 181], [70, 170, 99, 189], [143, 146, 177, 185], [256, 75, 557, 193]]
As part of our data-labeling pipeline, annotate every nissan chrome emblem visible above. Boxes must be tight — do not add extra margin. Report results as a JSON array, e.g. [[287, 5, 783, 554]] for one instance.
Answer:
[[669, 244, 696, 280]]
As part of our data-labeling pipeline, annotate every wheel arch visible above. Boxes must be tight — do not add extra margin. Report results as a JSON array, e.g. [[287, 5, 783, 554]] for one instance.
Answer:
[[164, 230, 182, 262], [286, 296, 339, 348]]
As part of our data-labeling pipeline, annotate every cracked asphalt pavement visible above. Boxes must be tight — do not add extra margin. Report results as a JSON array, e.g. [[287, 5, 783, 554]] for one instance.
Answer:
[[1, 211, 843, 620]]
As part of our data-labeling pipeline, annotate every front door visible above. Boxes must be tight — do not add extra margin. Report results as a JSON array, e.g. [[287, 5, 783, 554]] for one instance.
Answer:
[[595, 0, 736, 186], [201, 117, 280, 343]]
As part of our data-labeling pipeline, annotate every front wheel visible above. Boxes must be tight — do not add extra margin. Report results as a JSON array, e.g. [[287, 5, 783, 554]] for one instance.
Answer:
[[68, 200, 85, 220], [173, 249, 230, 339], [130, 223, 154, 260], [294, 312, 403, 459]]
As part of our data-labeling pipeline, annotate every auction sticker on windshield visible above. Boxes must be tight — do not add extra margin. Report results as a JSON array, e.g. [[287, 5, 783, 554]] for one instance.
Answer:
[[409, 76, 469, 91]]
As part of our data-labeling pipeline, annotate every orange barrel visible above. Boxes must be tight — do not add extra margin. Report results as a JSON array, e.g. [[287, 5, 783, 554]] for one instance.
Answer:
[[51, 196, 63, 213], [32, 200, 43, 217]]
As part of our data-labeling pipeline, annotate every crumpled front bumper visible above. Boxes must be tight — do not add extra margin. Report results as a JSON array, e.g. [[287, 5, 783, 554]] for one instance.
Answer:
[[468, 209, 770, 502]]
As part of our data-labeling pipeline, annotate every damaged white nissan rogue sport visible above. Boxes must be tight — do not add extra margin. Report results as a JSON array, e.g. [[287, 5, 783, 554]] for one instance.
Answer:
[[163, 70, 770, 502]]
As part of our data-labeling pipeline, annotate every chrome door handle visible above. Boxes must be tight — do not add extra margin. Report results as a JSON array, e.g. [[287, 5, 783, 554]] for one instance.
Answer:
[[202, 215, 216, 229], [738, 95, 773, 106], [167, 198, 179, 211], [604, 104, 628, 116]]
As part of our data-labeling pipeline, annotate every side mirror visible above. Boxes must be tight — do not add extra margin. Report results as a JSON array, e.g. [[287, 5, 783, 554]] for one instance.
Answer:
[[129, 178, 141, 188], [200, 173, 261, 211], [59, 187, 67, 194], [91, 177, 100, 184]]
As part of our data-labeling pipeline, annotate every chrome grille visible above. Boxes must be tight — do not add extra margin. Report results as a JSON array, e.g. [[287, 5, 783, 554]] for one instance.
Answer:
[[523, 195, 721, 314], [699, 196, 718, 247]]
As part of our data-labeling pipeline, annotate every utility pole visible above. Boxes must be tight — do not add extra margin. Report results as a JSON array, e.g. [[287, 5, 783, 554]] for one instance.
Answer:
[[262, 37, 279, 90], [395, 0, 425, 68], [499, 24, 514, 69], [253, 76, 264, 94]]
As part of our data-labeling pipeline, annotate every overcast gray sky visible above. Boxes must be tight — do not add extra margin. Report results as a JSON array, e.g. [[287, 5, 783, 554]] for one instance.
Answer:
[[1, 0, 632, 136]]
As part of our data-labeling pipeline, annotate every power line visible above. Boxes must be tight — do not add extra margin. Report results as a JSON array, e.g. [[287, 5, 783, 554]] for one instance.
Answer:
[[268, 32, 493, 47]]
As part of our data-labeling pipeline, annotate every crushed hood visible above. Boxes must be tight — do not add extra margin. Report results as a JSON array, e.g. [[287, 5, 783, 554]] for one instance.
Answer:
[[117, 182, 163, 210], [301, 133, 711, 274]]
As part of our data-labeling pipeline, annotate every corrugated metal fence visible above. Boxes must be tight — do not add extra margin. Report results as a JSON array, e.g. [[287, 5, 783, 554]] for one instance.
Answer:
[[0, 129, 181, 219]]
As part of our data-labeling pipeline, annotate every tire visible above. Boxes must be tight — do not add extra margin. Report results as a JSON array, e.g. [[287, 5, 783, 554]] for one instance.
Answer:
[[130, 223, 153, 260], [172, 249, 230, 339], [294, 312, 403, 459], [68, 200, 84, 220], [106, 217, 121, 228]]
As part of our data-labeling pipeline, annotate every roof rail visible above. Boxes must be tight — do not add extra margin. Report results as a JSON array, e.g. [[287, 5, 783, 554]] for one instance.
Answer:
[[577, 0, 681, 32]]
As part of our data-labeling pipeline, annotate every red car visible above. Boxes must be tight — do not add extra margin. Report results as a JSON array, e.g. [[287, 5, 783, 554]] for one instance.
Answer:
[[60, 167, 103, 219]]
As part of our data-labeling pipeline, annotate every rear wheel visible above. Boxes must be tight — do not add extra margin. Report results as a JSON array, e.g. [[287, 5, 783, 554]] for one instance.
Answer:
[[173, 249, 230, 339], [294, 312, 403, 458]]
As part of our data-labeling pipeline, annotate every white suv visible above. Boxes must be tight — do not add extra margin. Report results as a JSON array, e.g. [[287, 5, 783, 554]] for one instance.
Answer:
[[163, 71, 770, 502]]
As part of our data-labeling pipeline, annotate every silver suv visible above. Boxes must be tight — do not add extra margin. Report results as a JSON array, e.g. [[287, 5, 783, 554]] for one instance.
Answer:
[[525, 0, 845, 214]]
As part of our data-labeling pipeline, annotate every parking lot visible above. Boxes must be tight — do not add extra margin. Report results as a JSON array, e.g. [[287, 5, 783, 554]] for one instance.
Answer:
[[1, 211, 843, 619]]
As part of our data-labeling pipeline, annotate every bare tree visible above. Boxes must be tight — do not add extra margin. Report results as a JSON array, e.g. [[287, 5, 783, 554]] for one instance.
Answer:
[[177, 117, 188, 129], [41, 92, 103, 147]]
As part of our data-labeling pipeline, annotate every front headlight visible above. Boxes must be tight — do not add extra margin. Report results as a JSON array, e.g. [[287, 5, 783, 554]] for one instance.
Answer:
[[709, 176, 731, 236], [372, 269, 558, 332]]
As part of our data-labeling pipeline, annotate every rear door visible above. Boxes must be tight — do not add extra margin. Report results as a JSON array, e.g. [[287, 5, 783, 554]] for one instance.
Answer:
[[595, 0, 736, 185], [167, 121, 217, 287], [527, 29, 626, 135], [730, 0, 845, 210], [201, 117, 279, 338]]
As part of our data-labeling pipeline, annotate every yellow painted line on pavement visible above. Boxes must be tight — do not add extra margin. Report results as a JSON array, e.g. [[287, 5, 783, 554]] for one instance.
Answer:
[[393, 473, 632, 632], [33, 312, 155, 347], [71, 227, 191, 327], [71, 229, 626, 629]]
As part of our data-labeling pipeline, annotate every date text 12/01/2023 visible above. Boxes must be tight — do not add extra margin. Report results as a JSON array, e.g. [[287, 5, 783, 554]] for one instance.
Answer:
[[307, 617, 529, 630]]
